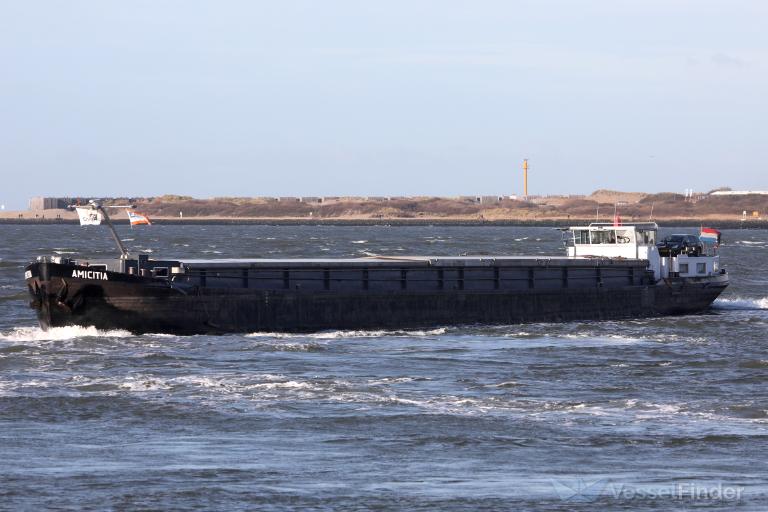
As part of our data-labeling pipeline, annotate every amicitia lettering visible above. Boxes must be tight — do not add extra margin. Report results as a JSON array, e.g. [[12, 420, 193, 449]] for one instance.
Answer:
[[71, 269, 109, 281]]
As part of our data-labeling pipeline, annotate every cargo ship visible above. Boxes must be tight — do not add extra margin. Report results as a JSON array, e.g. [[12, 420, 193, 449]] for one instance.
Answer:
[[24, 204, 728, 334]]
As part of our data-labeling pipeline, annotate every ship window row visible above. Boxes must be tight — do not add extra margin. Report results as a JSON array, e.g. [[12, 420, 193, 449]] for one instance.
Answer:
[[574, 229, 636, 245], [175, 266, 647, 291], [679, 263, 708, 275]]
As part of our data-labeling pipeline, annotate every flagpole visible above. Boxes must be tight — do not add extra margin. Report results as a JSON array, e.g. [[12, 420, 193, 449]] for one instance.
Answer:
[[91, 201, 129, 260]]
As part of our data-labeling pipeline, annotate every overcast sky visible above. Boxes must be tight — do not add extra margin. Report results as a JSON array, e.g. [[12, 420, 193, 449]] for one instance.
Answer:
[[1, 1, 766, 209]]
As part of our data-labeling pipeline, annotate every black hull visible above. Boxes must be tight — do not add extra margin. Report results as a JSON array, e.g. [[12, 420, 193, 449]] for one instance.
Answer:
[[26, 261, 729, 335]]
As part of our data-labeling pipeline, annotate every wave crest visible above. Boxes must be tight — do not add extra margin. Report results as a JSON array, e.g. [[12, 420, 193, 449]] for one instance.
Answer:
[[246, 327, 447, 339], [712, 297, 768, 310], [0, 326, 132, 342]]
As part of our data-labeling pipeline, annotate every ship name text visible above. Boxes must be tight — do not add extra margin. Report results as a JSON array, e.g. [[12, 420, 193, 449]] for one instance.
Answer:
[[71, 269, 109, 281]]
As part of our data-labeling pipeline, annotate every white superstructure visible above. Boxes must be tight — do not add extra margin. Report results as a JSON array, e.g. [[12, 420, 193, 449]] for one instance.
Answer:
[[563, 222, 721, 282]]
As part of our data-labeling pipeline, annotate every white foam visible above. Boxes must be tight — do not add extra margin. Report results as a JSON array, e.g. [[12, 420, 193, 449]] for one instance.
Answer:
[[246, 332, 313, 339], [250, 380, 318, 391], [0, 325, 132, 342], [246, 327, 447, 339], [171, 375, 239, 392], [311, 328, 447, 339], [351, 240, 368, 244], [120, 375, 172, 392], [544, 400, 684, 420], [554, 334, 647, 346], [255, 373, 289, 382], [368, 376, 421, 385], [713, 297, 768, 310]]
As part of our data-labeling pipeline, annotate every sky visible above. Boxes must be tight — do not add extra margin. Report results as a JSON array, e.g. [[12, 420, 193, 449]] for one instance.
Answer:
[[1, 1, 766, 209]]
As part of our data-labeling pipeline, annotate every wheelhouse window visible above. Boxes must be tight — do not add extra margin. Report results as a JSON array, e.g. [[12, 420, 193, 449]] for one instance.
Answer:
[[638, 230, 656, 244], [153, 267, 169, 277], [696, 262, 706, 274], [679, 263, 689, 273], [615, 230, 633, 244], [590, 230, 616, 244], [574, 230, 590, 244]]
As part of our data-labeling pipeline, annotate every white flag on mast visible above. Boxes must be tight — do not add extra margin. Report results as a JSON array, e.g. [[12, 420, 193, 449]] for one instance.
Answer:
[[76, 207, 102, 226]]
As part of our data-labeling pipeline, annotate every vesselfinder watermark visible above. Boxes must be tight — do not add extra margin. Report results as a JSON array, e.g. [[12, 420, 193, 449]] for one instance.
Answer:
[[551, 478, 745, 503]]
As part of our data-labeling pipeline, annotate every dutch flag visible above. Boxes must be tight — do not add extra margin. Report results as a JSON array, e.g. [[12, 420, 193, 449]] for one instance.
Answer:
[[699, 227, 721, 245]]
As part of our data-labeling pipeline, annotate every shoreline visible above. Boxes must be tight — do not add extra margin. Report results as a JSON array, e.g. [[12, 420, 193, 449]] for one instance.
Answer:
[[1, 217, 765, 228]]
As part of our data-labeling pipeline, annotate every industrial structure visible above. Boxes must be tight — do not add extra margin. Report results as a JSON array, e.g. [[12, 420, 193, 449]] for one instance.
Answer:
[[523, 159, 529, 198], [28, 197, 72, 210], [710, 190, 768, 196]]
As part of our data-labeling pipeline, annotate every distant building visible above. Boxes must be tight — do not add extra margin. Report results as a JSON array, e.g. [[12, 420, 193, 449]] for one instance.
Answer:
[[300, 196, 323, 203], [29, 197, 71, 210], [479, 196, 503, 204], [277, 197, 300, 202], [710, 190, 768, 196]]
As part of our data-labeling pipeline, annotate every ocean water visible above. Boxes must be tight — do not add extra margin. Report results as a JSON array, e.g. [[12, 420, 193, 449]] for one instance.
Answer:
[[1, 224, 767, 511]]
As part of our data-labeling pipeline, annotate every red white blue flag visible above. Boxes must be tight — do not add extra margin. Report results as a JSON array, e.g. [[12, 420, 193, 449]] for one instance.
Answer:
[[699, 227, 720, 244], [127, 211, 152, 226]]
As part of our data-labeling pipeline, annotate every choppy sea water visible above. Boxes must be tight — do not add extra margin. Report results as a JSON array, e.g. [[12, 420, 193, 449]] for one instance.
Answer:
[[1, 224, 767, 511]]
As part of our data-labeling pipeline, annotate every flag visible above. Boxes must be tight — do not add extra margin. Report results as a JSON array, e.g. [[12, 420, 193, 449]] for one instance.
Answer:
[[700, 227, 721, 245], [613, 214, 622, 227], [76, 207, 102, 226], [127, 211, 152, 226]]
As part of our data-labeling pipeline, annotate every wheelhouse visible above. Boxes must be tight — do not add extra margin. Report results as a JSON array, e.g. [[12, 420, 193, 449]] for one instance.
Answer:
[[563, 222, 659, 260]]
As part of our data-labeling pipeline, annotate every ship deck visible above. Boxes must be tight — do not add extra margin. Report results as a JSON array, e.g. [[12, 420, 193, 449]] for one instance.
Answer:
[[177, 255, 646, 268]]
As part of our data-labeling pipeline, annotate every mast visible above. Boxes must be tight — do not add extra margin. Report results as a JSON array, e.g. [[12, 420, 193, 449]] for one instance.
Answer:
[[89, 200, 129, 259]]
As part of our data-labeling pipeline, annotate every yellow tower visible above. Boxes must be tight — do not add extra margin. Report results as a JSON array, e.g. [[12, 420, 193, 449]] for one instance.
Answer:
[[523, 159, 529, 198]]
